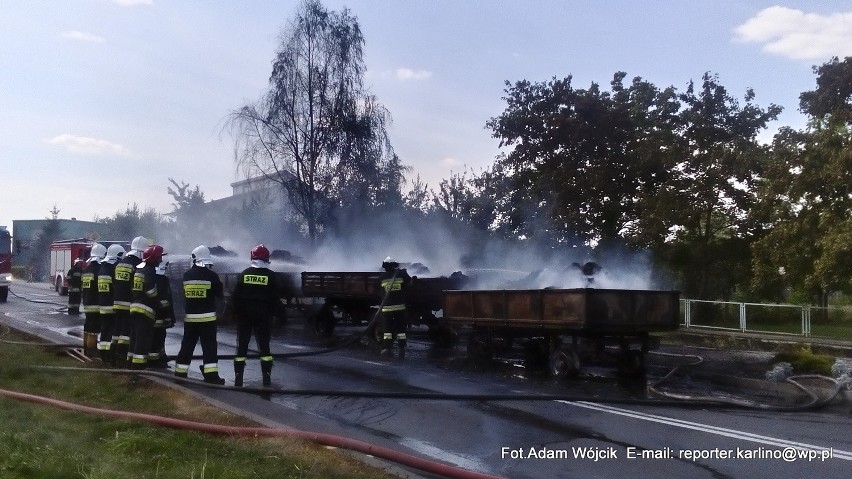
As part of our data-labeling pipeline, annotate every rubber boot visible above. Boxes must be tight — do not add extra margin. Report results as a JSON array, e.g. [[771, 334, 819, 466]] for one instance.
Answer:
[[84, 332, 98, 358], [112, 343, 128, 368], [99, 345, 112, 364], [233, 361, 245, 387], [200, 365, 225, 385], [380, 338, 393, 357], [261, 361, 272, 387], [397, 338, 407, 359]]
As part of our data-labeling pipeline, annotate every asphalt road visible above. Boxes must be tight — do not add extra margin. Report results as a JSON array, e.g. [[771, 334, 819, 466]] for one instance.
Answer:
[[2, 280, 851, 479]]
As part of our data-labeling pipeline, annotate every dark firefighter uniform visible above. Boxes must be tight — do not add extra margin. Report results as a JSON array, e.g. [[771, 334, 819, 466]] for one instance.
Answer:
[[231, 252, 281, 387], [66, 261, 83, 315], [379, 261, 411, 358], [149, 265, 174, 368], [97, 258, 118, 362], [81, 257, 101, 356], [129, 260, 160, 369], [175, 262, 225, 383], [113, 253, 141, 368]]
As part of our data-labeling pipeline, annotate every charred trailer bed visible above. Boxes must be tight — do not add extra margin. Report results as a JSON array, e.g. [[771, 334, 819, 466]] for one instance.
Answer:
[[442, 288, 680, 377], [300, 271, 467, 343]]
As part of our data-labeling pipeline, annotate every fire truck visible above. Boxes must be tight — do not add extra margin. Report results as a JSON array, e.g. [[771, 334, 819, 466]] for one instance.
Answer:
[[0, 226, 11, 302], [49, 238, 130, 295], [49, 239, 94, 295]]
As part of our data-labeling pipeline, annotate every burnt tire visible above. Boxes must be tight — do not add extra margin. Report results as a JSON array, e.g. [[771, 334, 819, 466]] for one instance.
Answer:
[[305, 304, 336, 338], [617, 349, 646, 379], [467, 333, 494, 363], [550, 349, 580, 378]]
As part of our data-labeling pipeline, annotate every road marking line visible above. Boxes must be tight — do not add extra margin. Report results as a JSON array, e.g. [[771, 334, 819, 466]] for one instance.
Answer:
[[559, 400, 852, 461]]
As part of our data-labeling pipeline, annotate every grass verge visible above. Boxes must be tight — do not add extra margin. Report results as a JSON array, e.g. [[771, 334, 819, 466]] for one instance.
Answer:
[[0, 329, 400, 479]]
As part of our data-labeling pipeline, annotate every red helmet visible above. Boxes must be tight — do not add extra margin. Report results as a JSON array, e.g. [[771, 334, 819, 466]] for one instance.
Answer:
[[142, 244, 166, 265], [250, 244, 270, 262]]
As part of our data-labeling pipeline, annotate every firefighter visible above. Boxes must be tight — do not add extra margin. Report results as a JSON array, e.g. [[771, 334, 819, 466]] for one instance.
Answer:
[[81, 243, 106, 357], [379, 256, 411, 358], [114, 236, 150, 368], [175, 245, 225, 384], [128, 244, 166, 369], [231, 244, 281, 387], [66, 259, 84, 315], [149, 260, 174, 369], [97, 244, 125, 363]]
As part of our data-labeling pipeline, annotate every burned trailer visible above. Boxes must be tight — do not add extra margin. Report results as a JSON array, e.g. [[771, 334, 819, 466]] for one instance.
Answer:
[[300, 271, 468, 345], [442, 288, 680, 377]]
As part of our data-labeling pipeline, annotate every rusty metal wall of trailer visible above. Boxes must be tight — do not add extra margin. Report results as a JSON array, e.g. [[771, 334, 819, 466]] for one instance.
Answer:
[[442, 288, 680, 334]]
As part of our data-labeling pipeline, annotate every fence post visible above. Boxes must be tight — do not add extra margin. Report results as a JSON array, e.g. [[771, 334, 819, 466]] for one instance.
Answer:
[[683, 300, 690, 327], [803, 306, 811, 337], [739, 303, 747, 332]]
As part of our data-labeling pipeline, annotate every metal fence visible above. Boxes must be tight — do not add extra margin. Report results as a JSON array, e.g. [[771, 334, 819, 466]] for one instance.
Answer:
[[681, 299, 852, 341]]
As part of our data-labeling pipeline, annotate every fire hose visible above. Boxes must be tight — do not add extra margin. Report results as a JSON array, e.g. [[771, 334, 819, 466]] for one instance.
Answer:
[[0, 386, 506, 479]]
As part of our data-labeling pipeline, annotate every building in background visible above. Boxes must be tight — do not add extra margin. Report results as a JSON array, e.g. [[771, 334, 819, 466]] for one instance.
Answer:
[[11, 218, 106, 274]]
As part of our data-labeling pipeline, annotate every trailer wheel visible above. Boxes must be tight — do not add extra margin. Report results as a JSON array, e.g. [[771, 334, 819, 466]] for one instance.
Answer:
[[550, 349, 580, 378], [617, 349, 646, 379], [467, 333, 494, 364], [305, 304, 336, 338]]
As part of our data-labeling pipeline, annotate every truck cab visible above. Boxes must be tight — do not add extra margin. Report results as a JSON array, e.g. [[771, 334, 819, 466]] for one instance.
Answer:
[[0, 226, 11, 302]]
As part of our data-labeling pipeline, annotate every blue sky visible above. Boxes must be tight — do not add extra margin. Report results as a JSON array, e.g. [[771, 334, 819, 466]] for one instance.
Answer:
[[1, 0, 851, 235]]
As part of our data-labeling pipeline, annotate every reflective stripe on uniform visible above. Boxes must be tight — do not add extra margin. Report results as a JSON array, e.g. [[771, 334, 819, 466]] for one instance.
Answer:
[[131, 354, 147, 364], [174, 364, 189, 374], [113, 301, 131, 310], [234, 357, 247, 363], [202, 363, 219, 373], [129, 303, 156, 319], [381, 304, 406, 312], [260, 356, 273, 362], [381, 278, 404, 290], [185, 312, 216, 322]]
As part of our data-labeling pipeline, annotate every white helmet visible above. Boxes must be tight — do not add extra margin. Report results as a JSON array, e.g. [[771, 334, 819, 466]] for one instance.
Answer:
[[105, 244, 126, 263], [129, 236, 151, 257], [191, 245, 213, 267], [89, 243, 107, 262]]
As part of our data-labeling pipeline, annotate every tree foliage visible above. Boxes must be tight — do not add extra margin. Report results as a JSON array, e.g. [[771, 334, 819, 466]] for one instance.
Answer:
[[227, 0, 401, 243], [485, 71, 780, 298], [751, 57, 852, 305]]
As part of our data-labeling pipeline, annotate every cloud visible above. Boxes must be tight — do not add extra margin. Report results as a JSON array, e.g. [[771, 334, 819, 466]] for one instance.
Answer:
[[45, 134, 131, 156], [109, 0, 154, 6], [61, 31, 106, 43], [441, 157, 460, 168], [734, 6, 852, 61], [396, 68, 433, 80]]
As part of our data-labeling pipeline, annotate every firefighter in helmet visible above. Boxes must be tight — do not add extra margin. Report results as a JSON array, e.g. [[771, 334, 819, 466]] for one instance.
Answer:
[[379, 256, 411, 358], [230, 244, 282, 387], [149, 260, 174, 369], [97, 244, 125, 363], [113, 236, 150, 368], [81, 243, 106, 357], [66, 259, 84, 315], [128, 244, 166, 369], [174, 245, 225, 384]]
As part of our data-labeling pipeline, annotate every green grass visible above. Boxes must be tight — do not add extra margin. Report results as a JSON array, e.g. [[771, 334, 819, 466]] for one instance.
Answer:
[[0, 330, 398, 479], [773, 344, 835, 376]]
